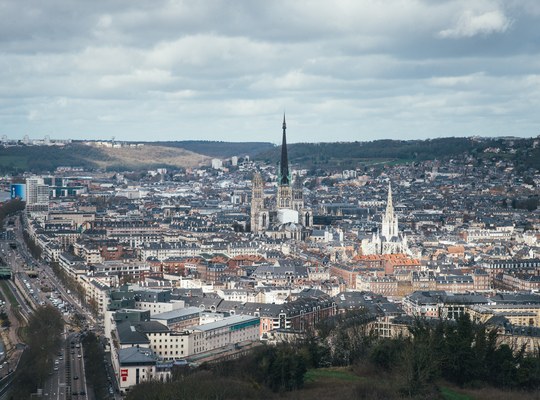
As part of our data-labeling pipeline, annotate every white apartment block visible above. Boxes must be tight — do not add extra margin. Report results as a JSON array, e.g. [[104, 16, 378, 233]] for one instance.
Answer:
[[190, 315, 260, 355], [134, 300, 185, 316], [147, 330, 193, 361]]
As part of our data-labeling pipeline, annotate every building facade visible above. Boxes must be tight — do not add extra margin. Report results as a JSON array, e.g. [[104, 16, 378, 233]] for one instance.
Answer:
[[250, 115, 312, 238], [361, 183, 411, 255]]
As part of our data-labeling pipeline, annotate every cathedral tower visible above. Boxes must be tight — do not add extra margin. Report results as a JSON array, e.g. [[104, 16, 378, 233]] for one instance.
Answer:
[[381, 182, 398, 239], [250, 172, 268, 233], [250, 115, 313, 237], [292, 176, 304, 211], [277, 114, 293, 209], [361, 181, 410, 255]]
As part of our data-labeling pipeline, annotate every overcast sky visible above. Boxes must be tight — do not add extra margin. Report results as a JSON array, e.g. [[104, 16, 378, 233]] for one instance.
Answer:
[[1, 0, 540, 143]]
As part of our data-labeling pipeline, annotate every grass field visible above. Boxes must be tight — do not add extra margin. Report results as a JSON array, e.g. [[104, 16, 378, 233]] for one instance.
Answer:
[[441, 387, 474, 400], [305, 368, 363, 383], [295, 367, 540, 400], [0, 281, 18, 307], [94, 145, 211, 169]]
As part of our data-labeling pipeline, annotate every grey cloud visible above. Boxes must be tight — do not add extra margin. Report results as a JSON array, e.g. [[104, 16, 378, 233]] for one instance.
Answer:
[[0, 0, 539, 143]]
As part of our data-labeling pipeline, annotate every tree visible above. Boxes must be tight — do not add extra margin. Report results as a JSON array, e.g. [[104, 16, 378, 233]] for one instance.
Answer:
[[10, 306, 64, 398], [0, 311, 10, 328]]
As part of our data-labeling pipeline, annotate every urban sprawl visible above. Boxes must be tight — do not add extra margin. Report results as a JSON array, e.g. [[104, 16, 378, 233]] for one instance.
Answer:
[[2, 124, 540, 395]]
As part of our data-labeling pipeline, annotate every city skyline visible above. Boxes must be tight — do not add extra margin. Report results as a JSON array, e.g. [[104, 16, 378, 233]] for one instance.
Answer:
[[1, 1, 540, 143]]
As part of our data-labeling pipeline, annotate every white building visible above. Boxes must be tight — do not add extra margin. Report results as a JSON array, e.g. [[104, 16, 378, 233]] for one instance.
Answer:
[[190, 315, 260, 355], [211, 159, 223, 169], [134, 300, 185, 315], [115, 347, 171, 394], [361, 183, 411, 255], [26, 177, 50, 213], [79, 276, 111, 315]]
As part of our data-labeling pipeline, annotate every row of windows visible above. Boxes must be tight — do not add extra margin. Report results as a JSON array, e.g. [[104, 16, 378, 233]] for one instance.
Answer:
[[157, 350, 185, 356], [156, 344, 184, 349]]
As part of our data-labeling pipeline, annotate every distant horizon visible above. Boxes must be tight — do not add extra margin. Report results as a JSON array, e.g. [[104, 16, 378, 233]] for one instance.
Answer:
[[4, 133, 538, 146]]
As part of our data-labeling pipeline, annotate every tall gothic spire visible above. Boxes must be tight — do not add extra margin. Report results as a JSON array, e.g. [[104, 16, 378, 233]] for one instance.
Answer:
[[386, 182, 393, 215], [382, 182, 397, 239], [279, 113, 290, 185]]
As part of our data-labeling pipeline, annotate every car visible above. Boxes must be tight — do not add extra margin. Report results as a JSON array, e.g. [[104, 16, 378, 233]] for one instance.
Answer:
[[79, 391, 86, 395], [77, 354, 82, 359], [73, 376, 79, 380]]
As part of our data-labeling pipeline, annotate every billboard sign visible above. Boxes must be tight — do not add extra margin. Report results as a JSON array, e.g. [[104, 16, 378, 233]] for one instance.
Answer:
[[10, 184, 26, 201]]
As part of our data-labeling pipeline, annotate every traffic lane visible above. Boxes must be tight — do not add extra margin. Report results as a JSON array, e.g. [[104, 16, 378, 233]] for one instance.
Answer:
[[39, 262, 94, 324], [69, 336, 86, 397], [43, 351, 67, 399], [72, 356, 84, 396], [76, 344, 88, 398], [14, 220, 96, 325]]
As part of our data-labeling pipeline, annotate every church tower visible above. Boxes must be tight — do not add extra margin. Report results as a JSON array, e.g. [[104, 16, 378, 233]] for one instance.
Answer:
[[277, 114, 293, 209], [361, 182, 411, 255], [292, 176, 304, 211], [250, 172, 268, 233], [381, 182, 398, 239], [250, 115, 313, 237]]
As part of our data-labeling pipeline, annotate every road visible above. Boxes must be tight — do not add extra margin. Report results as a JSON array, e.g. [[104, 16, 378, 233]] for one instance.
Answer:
[[0, 215, 96, 399], [42, 333, 89, 399], [0, 241, 29, 384], [12, 217, 96, 327]]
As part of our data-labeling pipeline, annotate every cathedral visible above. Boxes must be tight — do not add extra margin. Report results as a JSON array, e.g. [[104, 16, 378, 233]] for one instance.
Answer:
[[250, 115, 312, 240], [361, 183, 411, 255]]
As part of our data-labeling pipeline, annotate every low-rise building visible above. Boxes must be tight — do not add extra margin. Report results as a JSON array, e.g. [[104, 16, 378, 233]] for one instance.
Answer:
[[151, 307, 202, 331], [114, 346, 171, 394]]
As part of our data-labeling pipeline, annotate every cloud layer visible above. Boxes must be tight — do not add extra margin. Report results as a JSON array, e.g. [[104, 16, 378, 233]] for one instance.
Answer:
[[1, 0, 539, 143]]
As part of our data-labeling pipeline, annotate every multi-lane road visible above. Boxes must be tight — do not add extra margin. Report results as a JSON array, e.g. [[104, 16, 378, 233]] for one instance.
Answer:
[[0, 216, 94, 399], [42, 333, 88, 399]]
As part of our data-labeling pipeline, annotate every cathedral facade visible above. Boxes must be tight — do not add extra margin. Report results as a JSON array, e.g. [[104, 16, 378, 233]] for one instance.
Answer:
[[250, 115, 312, 240], [361, 183, 411, 255]]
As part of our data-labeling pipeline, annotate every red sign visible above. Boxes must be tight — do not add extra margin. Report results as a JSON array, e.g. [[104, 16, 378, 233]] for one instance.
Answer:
[[121, 369, 128, 377]]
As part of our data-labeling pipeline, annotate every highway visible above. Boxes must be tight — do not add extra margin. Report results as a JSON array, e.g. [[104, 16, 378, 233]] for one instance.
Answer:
[[0, 217, 94, 326], [42, 333, 88, 399], [42, 333, 88, 400], [0, 216, 95, 399]]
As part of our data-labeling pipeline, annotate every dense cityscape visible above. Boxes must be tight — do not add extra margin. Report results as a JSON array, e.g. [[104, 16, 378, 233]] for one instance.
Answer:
[[2, 2, 540, 398], [0, 121, 538, 399]]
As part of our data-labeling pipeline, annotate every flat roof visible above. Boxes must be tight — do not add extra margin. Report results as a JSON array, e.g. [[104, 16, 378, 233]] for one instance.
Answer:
[[151, 306, 202, 322], [192, 315, 259, 332]]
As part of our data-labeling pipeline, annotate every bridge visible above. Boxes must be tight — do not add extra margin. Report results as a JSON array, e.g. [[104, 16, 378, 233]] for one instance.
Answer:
[[0, 268, 10, 280]]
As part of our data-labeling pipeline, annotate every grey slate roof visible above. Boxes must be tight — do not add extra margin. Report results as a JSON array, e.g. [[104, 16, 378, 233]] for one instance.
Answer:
[[118, 346, 158, 366], [489, 293, 540, 304], [151, 306, 202, 323], [116, 321, 151, 345], [133, 321, 171, 333]]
